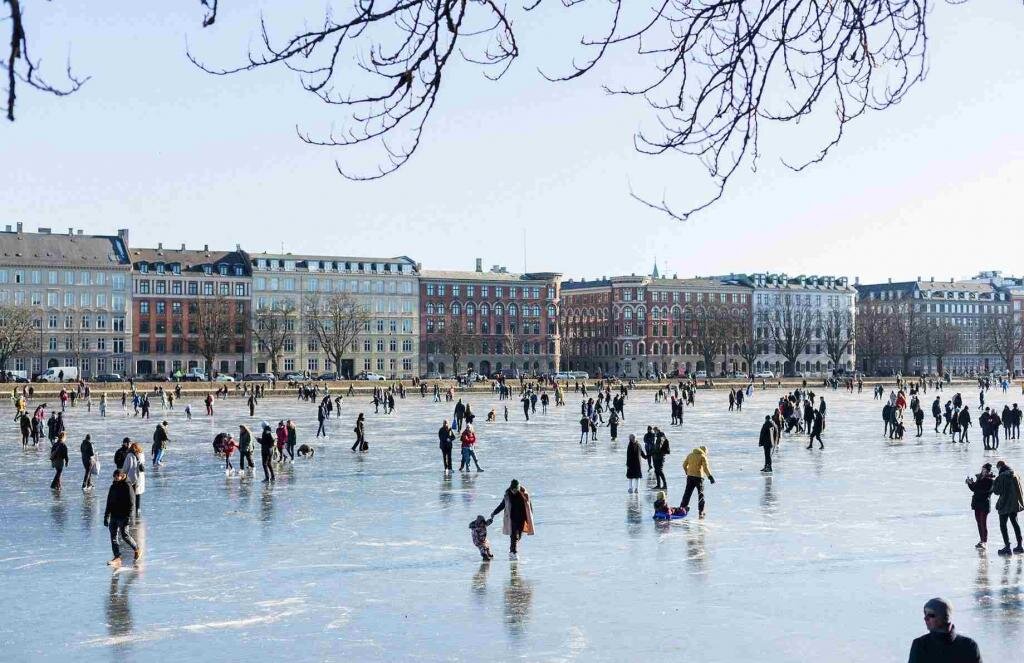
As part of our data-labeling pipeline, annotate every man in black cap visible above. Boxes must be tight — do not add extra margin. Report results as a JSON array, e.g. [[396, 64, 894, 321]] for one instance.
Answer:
[[758, 416, 776, 473], [908, 597, 981, 662]]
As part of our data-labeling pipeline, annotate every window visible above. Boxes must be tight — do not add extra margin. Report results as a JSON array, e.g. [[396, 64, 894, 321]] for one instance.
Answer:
[[139, 301, 149, 314]]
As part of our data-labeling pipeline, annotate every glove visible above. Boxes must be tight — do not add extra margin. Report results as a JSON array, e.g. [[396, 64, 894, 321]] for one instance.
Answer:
[[708, 475, 716, 484], [486, 518, 493, 526]]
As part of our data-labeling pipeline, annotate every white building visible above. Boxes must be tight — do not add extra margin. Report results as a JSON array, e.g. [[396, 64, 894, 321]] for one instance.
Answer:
[[745, 273, 857, 376], [250, 253, 420, 378], [0, 224, 132, 378]]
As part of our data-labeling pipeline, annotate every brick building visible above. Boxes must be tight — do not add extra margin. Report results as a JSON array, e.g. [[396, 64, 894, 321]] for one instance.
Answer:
[[130, 244, 251, 377], [560, 270, 752, 378], [0, 224, 132, 378], [419, 261, 561, 377]]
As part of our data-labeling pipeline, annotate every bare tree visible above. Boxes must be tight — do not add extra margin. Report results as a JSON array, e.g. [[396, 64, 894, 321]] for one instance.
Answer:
[[439, 320, 476, 378], [764, 296, 815, 377], [9, 2, 940, 218], [190, 296, 233, 376], [921, 317, 960, 376], [981, 310, 1024, 376], [821, 306, 854, 374], [502, 324, 522, 376], [252, 300, 296, 374], [0, 304, 35, 375], [692, 304, 729, 377], [305, 293, 368, 378], [885, 300, 922, 375], [732, 309, 759, 378], [855, 304, 889, 376]]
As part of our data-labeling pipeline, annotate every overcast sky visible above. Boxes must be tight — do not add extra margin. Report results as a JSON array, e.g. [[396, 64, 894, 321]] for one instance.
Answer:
[[5, 2, 1023, 284]]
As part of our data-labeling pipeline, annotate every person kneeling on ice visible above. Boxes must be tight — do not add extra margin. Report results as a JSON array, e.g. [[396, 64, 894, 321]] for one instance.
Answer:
[[469, 515, 494, 560], [487, 408, 496, 422]]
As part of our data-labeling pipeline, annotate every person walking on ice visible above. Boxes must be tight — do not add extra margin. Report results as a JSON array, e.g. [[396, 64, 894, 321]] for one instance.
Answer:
[[679, 446, 715, 519]]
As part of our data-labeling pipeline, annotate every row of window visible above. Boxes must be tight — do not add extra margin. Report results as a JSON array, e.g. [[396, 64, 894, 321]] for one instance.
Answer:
[[138, 300, 247, 316], [44, 337, 125, 353], [425, 284, 554, 300], [1, 290, 126, 310], [138, 321, 247, 336], [255, 277, 415, 295], [40, 314, 126, 332], [136, 280, 248, 297], [137, 340, 246, 354], [425, 320, 550, 335], [254, 259, 411, 274], [618, 290, 748, 304], [1, 269, 126, 289], [138, 263, 243, 277], [254, 296, 415, 315], [426, 302, 553, 317], [424, 341, 554, 356]]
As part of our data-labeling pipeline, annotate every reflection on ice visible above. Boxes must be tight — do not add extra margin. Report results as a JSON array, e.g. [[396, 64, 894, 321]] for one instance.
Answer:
[[0, 386, 1023, 660]]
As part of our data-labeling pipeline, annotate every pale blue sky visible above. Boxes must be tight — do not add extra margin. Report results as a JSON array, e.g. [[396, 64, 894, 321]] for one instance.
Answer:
[[4, 2, 1023, 283]]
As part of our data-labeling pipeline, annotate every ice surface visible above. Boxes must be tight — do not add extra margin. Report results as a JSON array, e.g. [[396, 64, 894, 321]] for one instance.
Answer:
[[2, 385, 1023, 661]]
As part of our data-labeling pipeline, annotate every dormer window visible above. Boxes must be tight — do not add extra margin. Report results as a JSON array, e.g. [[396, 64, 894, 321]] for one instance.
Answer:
[[139, 263, 149, 274], [155, 263, 165, 275], [204, 266, 212, 275], [172, 264, 181, 275], [218, 265, 228, 276], [234, 266, 243, 276]]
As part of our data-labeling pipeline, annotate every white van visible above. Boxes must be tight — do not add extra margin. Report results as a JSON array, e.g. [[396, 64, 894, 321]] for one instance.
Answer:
[[40, 366, 79, 382]]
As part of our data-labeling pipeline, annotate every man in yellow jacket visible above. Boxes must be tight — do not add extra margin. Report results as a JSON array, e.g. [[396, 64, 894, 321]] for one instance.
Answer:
[[680, 446, 715, 518]]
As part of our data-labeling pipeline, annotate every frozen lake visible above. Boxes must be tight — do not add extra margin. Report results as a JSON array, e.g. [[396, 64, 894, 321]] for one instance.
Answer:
[[2, 383, 1023, 661]]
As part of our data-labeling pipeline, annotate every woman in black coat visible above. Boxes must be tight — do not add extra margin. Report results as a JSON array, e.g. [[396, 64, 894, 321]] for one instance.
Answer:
[[967, 463, 995, 549], [626, 434, 646, 494]]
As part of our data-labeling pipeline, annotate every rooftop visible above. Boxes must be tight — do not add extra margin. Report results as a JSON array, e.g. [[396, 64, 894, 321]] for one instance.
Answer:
[[0, 226, 129, 268]]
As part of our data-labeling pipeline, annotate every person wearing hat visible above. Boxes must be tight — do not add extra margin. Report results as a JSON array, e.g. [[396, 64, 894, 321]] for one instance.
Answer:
[[679, 446, 715, 519], [758, 416, 776, 473], [490, 479, 535, 560], [152, 420, 170, 467], [258, 422, 276, 482], [908, 598, 981, 662], [992, 460, 1024, 555], [966, 463, 995, 550]]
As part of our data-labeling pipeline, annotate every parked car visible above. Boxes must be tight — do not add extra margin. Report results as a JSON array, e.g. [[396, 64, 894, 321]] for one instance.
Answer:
[[281, 372, 305, 382], [695, 370, 708, 379], [242, 373, 275, 382], [359, 372, 386, 381], [143, 373, 171, 382], [214, 374, 236, 382], [38, 366, 80, 383], [754, 371, 774, 379], [316, 372, 338, 381], [94, 373, 123, 383], [185, 367, 207, 382]]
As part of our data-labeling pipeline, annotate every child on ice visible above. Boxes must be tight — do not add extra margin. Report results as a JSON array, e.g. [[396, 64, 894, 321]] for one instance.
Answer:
[[184, 404, 192, 421], [223, 435, 237, 474], [469, 515, 494, 560]]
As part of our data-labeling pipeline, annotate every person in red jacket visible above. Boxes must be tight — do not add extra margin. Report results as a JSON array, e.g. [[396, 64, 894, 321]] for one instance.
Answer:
[[459, 424, 483, 472]]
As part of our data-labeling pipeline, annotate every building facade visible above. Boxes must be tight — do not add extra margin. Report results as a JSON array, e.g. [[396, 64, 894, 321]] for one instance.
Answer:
[[0, 224, 132, 378], [250, 253, 419, 378], [856, 275, 1010, 376], [743, 273, 857, 376], [130, 244, 251, 377], [561, 272, 753, 378], [419, 262, 561, 377]]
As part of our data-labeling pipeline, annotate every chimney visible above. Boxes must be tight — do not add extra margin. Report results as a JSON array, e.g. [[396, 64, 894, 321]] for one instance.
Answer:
[[887, 277, 892, 284], [204, 244, 209, 252], [16, 222, 22, 234], [76, 230, 82, 236], [38, 227, 51, 234], [180, 243, 185, 251], [3, 225, 9, 232], [157, 242, 163, 250], [930, 276, 934, 283], [235, 243, 241, 251], [916, 276, 921, 282], [475, 258, 482, 273], [117, 228, 129, 247], [854, 276, 860, 285], [68, 227, 74, 235]]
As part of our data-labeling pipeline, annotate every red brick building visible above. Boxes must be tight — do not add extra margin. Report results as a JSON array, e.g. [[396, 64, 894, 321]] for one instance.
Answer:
[[561, 271, 752, 378], [130, 244, 251, 377], [419, 261, 561, 377]]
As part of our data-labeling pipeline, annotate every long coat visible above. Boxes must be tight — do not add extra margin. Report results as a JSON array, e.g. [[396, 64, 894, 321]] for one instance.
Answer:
[[626, 439, 644, 479]]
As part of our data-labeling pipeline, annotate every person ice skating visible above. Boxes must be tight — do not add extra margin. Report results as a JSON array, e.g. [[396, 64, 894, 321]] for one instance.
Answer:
[[351, 413, 367, 452], [626, 433, 646, 493], [469, 515, 494, 561], [152, 420, 169, 467], [490, 479, 535, 560], [222, 434, 237, 473], [50, 431, 69, 490], [286, 420, 297, 461], [992, 460, 1024, 555], [103, 470, 140, 567], [258, 422, 276, 482], [966, 463, 994, 550], [80, 434, 96, 491], [275, 421, 287, 462], [238, 425, 255, 474], [679, 446, 715, 519], [652, 431, 670, 490], [123, 442, 145, 517], [438, 419, 455, 474], [459, 424, 483, 472], [759, 416, 776, 472], [907, 598, 981, 663], [958, 406, 972, 443], [316, 403, 327, 438]]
